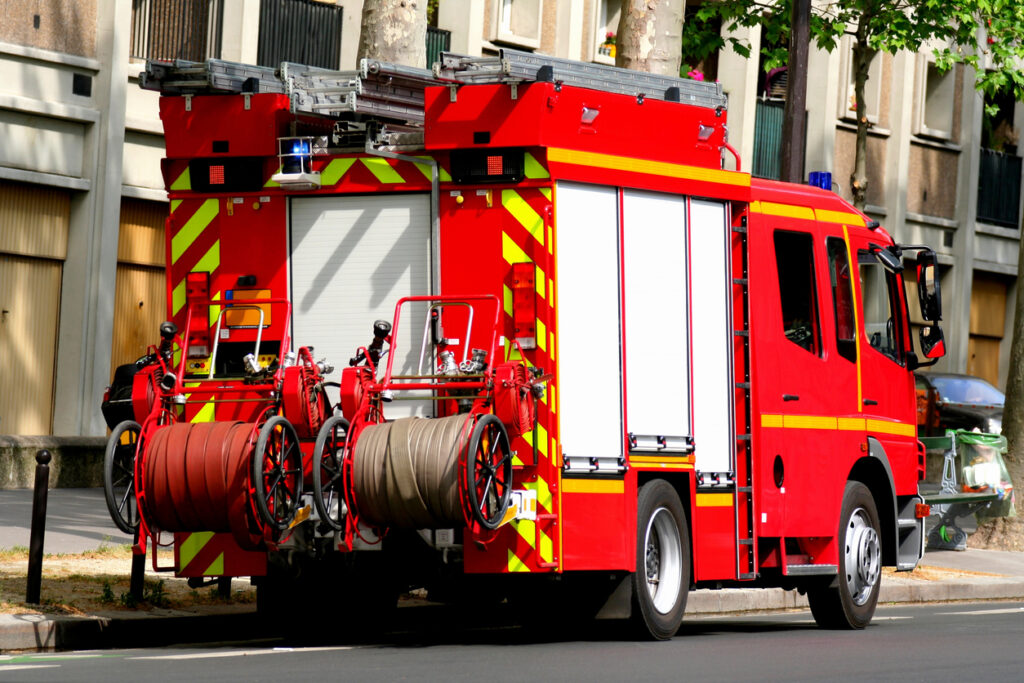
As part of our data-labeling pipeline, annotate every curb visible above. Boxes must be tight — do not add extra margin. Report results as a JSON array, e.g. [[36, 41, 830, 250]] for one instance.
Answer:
[[5, 578, 1023, 652], [684, 577, 1024, 615], [0, 611, 257, 653]]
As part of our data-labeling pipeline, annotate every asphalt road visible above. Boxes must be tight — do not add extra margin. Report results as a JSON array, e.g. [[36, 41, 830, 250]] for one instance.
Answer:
[[2, 602, 1022, 682]]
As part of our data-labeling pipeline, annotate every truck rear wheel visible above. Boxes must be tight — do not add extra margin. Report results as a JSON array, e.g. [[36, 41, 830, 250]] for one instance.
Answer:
[[807, 481, 881, 629], [631, 479, 689, 640]]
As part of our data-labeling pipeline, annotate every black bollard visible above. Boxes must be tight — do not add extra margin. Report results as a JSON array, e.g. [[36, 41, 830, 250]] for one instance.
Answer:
[[130, 529, 145, 601], [26, 449, 51, 604]]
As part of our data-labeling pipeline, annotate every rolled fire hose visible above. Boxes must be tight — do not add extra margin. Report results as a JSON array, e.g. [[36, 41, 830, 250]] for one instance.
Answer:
[[142, 421, 262, 549], [353, 414, 473, 529]]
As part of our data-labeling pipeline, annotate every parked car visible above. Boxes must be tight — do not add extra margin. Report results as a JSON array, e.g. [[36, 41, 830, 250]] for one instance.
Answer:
[[915, 372, 1005, 436]]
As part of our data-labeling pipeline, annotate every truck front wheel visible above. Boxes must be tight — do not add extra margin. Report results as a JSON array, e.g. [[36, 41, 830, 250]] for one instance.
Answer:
[[631, 479, 689, 640], [807, 481, 882, 629]]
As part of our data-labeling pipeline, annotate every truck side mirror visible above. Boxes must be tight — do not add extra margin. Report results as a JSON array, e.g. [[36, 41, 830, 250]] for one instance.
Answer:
[[919, 324, 946, 360], [915, 251, 942, 322], [870, 244, 903, 273]]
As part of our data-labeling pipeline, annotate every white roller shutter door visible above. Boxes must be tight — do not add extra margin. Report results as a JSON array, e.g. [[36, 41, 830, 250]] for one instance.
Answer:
[[290, 193, 432, 417], [689, 199, 734, 474], [553, 181, 623, 472]]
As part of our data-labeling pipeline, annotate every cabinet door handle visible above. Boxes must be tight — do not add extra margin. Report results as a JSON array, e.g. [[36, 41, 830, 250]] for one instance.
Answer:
[[783, 394, 800, 402]]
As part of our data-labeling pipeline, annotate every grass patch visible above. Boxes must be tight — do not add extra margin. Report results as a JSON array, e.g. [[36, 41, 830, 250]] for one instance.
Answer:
[[0, 546, 30, 561]]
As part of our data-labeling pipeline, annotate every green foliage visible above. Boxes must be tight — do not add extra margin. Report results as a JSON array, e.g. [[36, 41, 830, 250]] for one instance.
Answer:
[[681, 0, 1024, 103], [100, 581, 115, 604], [116, 579, 168, 608]]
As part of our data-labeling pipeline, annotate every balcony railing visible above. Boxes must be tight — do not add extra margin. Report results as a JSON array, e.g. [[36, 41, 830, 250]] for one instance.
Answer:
[[977, 148, 1022, 228], [427, 26, 451, 68], [130, 0, 223, 62], [752, 98, 785, 181], [258, 0, 344, 70]]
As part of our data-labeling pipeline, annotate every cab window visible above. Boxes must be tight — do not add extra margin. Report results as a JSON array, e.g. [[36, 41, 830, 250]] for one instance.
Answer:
[[827, 237, 857, 363], [858, 251, 903, 364], [774, 230, 821, 356]]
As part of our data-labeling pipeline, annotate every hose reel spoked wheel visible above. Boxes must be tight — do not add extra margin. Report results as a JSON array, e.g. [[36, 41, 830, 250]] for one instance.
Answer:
[[251, 416, 304, 532], [464, 415, 514, 530], [103, 420, 142, 534], [312, 415, 350, 531]]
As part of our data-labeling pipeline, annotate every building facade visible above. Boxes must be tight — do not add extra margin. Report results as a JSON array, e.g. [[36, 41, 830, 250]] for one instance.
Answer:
[[0, 0, 1016, 436]]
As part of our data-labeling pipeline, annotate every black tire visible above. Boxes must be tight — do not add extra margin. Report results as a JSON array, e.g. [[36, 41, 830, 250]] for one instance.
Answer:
[[252, 416, 303, 531], [465, 415, 514, 530], [312, 415, 350, 531], [807, 481, 882, 629], [104, 420, 141, 534], [630, 479, 689, 640]]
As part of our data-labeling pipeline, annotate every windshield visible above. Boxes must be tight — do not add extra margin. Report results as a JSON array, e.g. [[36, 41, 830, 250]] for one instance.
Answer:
[[930, 376, 1005, 406]]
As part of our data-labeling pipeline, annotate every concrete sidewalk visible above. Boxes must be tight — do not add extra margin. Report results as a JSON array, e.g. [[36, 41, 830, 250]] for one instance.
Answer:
[[3, 487, 1024, 651], [686, 548, 1024, 614]]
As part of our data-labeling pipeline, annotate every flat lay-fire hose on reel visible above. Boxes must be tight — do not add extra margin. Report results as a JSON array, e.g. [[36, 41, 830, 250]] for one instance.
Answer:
[[347, 356, 542, 535], [128, 344, 331, 551]]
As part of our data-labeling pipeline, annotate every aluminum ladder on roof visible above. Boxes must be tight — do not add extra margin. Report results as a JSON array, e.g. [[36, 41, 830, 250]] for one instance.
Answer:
[[140, 59, 285, 95], [141, 48, 729, 124], [140, 58, 439, 125], [282, 59, 438, 123], [435, 48, 729, 111]]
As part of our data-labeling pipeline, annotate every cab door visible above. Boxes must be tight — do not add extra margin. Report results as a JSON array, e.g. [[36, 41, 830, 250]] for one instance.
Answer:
[[752, 219, 846, 540], [847, 234, 917, 482]]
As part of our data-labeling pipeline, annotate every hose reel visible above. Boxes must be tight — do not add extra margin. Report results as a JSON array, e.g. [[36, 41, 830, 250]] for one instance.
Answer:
[[139, 418, 303, 550], [352, 413, 514, 531]]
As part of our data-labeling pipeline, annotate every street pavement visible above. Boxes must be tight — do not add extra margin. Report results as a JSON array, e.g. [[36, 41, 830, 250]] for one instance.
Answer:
[[2, 488, 1024, 651], [5, 602, 1024, 683], [0, 489, 133, 554]]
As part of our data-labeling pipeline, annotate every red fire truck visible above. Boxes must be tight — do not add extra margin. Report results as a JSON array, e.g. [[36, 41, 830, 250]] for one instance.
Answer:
[[102, 49, 946, 639]]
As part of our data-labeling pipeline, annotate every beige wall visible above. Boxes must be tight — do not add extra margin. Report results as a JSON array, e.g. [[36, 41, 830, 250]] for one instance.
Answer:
[[0, 0, 97, 58], [906, 143, 959, 220]]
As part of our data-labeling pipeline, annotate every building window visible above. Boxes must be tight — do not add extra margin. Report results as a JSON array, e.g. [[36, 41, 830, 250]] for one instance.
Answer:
[[258, 0, 344, 70], [592, 0, 620, 65], [837, 35, 882, 125], [491, 0, 543, 49], [914, 56, 956, 141], [680, 2, 720, 82], [130, 0, 223, 62], [774, 230, 821, 356]]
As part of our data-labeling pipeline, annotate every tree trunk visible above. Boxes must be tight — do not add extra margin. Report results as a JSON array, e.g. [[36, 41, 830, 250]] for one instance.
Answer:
[[1001, 216, 1024, 513], [357, 0, 427, 68], [616, 0, 685, 76], [780, 0, 810, 184], [850, 15, 875, 211]]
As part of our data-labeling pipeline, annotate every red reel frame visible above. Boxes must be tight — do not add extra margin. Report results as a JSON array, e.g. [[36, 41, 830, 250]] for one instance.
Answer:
[[281, 346, 330, 440], [132, 407, 178, 559]]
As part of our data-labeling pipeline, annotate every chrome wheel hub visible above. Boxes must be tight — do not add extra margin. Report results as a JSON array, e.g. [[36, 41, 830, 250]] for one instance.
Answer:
[[644, 507, 682, 614], [844, 507, 880, 606]]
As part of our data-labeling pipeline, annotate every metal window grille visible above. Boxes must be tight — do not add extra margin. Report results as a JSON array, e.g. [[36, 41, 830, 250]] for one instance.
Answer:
[[426, 26, 451, 69], [130, 0, 223, 61], [977, 148, 1022, 229], [752, 98, 785, 181], [258, 0, 344, 70]]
